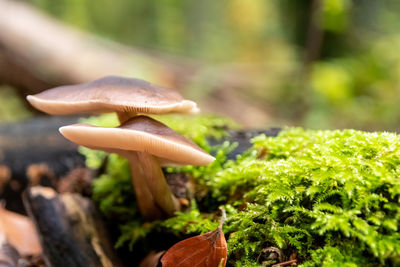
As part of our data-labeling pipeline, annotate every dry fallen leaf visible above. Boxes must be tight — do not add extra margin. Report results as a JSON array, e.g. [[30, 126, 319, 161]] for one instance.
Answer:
[[161, 209, 227, 267], [0, 205, 42, 256]]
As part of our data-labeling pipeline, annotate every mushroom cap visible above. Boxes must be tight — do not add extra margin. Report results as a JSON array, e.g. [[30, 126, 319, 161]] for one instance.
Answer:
[[59, 116, 215, 166], [27, 76, 199, 115]]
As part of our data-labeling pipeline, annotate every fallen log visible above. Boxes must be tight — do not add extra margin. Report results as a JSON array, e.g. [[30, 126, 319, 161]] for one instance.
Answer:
[[0, 116, 281, 266], [23, 186, 123, 267], [0, 0, 196, 98], [0, 0, 273, 127], [0, 116, 280, 214]]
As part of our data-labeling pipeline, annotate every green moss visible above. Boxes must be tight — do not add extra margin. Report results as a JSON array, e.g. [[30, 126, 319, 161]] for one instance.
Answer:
[[221, 128, 400, 266], [80, 115, 400, 266]]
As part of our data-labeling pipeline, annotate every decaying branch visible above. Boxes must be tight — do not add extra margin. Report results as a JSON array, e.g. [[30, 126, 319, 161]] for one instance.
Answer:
[[23, 186, 123, 267], [0, 116, 85, 214]]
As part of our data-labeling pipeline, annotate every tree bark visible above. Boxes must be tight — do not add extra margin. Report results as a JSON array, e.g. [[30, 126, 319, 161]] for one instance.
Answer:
[[0, 116, 84, 214], [23, 186, 123, 267]]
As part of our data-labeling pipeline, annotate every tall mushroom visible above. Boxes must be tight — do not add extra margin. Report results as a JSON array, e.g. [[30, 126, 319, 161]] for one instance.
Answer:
[[60, 116, 215, 219]]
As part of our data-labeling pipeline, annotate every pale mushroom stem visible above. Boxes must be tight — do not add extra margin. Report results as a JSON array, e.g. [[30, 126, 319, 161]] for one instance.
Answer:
[[135, 151, 180, 216], [125, 152, 164, 219], [117, 115, 180, 217]]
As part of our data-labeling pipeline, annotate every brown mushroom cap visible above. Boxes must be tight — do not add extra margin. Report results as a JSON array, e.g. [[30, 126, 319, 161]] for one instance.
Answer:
[[59, 116, 215, 166], [27, 76, 199, 115]]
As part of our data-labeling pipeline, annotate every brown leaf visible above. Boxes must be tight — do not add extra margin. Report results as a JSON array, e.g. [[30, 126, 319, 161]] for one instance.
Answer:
[[0, 205, 42, 256], [161, 210, 227, 267]]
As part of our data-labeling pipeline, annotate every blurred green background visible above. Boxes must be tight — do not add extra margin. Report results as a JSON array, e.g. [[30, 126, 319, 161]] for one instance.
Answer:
[[2, 0, 400, 131]]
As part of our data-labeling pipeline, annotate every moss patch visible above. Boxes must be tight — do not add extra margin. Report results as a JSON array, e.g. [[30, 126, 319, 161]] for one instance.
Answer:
[[80, 115, 400, 266]]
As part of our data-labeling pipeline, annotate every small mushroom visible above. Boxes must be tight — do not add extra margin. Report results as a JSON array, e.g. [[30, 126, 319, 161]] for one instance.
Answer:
[[59, 115, 215, 219], [26, 75, 199, 123]]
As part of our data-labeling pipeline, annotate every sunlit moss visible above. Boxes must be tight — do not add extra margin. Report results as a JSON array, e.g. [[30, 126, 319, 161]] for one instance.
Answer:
[[81, 117, 400, 266], [222, 128, 400, 266]]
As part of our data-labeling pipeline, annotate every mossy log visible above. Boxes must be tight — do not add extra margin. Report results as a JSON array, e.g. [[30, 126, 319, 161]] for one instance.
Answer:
[[0, 116, 279, 213], [0, 116, 281, 266], [23, 186, 123, 267]]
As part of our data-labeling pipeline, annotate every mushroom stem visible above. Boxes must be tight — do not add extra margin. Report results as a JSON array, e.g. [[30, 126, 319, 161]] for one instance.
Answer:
[[117, 111, 136, 124], [125, 152, 164, 219], [135, 151, 180, 216]]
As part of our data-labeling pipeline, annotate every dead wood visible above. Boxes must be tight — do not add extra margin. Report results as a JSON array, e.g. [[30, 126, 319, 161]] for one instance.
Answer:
[[0, 116, 85, 214], [23, 186, 123, 267], [0, 115, 281, 266]]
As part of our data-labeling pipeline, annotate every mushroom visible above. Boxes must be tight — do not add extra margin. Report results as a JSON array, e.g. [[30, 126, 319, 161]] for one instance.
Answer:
[[59, 115, 215, 219], [26, 75, 199, 123], [26, 75, 205, 219]]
